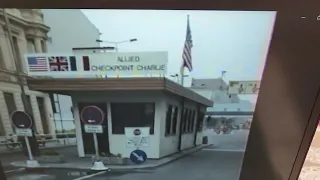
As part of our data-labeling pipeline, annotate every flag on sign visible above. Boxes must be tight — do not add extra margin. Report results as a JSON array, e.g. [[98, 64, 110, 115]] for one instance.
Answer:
[[182, 15, 193, 72], [69, 56, 77, 71], [49, 56, 69, 71], [83, 56, 90, 71], [27, 57, 48, 72]]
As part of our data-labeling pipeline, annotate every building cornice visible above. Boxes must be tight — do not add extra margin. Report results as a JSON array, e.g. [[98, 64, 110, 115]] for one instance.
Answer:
[[0, 9, 50, 37]]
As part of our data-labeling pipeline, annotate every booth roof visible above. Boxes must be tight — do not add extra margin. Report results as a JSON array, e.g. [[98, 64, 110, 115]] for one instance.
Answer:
[[27, 77, 213, 107]]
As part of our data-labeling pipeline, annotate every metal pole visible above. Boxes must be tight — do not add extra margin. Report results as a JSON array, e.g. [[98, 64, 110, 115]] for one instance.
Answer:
[[3, 9, 40, 155], [93, 133, 99, 158], [25, 136, 33, 160], [115, 43, 118, 52]]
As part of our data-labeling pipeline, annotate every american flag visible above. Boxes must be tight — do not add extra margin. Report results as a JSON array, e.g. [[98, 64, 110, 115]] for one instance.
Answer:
[[27, 57, 48, 72], [49, 56, 69, 71], [182, 15, 193, 72]]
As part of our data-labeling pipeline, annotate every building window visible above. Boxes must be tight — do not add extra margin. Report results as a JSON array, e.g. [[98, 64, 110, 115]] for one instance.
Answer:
[[3, 92, 17, 133], [181, 108, 187, 133], [165, 105, 173, 135], [12, 36, 23, 70], [184, 109, 191, 133], [111, 102, 155, 134], [165, 105, 179, 135], [172, 106, 178, 134], [188, 110, 195, 132], [26, 38, 36, 53]]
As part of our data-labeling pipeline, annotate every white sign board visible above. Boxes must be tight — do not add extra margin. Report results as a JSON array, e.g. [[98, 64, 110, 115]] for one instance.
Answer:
[[24, 52, 168, 78], [125, 127, 150, 148], [84, 124, 103, 133], [16, 128, 32, 137], [228, 80, 261, 95]]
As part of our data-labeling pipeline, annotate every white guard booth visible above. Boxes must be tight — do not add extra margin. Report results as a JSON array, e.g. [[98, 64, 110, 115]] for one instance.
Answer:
[[24, 51, 213, 159]]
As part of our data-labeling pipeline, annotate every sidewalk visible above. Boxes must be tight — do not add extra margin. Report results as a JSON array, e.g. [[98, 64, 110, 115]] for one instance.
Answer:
[[0, 138, 76, 155], [10, 144, 212, 171]]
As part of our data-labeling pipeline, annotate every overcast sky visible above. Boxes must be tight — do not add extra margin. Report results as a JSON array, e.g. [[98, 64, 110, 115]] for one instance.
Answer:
[[82, 10, 276, 103]]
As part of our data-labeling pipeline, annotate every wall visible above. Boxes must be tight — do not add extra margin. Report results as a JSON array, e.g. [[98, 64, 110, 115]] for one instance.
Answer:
[[158, 93, 200, 158], [71, 90, 203, 159], [0, 82, 55, 135], [71, 91, 163, 158]]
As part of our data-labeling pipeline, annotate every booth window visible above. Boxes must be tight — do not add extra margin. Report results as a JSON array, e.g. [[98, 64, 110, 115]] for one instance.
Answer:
[[165, 105, 173, 135], [172, 106, 178, 134], [111, 102, 155, 134], [188, 110, 194, 132], [181, 108, 188, 133]]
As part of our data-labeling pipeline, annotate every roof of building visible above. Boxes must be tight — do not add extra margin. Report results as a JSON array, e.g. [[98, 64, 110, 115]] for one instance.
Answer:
[[27, 77, 213, 107]]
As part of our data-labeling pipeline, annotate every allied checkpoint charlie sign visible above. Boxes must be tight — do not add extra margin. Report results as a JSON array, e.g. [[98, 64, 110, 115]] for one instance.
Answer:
[[24, 51, 168, 78]]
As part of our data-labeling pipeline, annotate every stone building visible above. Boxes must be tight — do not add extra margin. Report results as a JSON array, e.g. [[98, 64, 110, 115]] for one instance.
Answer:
[[0, 9, 55, 136]]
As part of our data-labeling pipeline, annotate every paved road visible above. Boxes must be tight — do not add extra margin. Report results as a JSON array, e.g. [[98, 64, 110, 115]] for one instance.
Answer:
[[3, 130, 250, 180]]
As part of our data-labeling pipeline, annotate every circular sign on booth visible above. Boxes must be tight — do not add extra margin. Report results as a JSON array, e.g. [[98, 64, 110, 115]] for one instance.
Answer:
[[11, 111, 33, 129], [133, 129, 141, 136], [80, 106, 105, 125]]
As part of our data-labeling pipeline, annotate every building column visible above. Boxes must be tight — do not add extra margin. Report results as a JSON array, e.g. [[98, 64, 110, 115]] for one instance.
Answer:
[[0, 91, 13, 135], [30, 95, 44, 134], [44, 96, 56, 135], [34, 38, 42, 53]]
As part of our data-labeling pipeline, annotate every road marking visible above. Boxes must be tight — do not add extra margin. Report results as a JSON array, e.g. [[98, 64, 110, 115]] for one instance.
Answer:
[[72, 171, 107, 180], [202, 148, 245, 152], [5, 168, 24, 173]]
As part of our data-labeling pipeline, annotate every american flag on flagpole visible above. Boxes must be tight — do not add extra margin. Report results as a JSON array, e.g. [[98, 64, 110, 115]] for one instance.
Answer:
[[182, 15, 193, 72], [180, 15, 193, 86], [27, 57, 48, 72]]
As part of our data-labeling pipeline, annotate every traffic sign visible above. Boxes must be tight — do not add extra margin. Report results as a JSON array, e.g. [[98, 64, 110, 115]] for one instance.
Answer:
[[80, 106, 105, 125], [16, 128, 32, 137], [84, 124, 103, 133], [130, 149, 147, 164], [11, 111, 33, 129]]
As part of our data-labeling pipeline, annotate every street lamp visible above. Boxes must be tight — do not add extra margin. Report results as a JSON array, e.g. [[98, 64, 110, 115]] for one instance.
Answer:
[[96, 38, 138, 52]]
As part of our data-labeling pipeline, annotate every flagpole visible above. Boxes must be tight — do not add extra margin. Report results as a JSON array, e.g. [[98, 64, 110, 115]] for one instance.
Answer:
[[180, 15, 190, 87]]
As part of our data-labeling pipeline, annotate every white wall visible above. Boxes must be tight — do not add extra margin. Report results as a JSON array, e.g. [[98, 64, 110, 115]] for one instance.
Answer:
[[71, 91, 202, 159], [159, 94, 200, 158], [71, 91, 162, 158]]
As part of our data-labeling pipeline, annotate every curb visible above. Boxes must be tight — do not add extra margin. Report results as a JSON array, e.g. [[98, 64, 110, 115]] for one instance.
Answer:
[[10, 144, 212, 171]]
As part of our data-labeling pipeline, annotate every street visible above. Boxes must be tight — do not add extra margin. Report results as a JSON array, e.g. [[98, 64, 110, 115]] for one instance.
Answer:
[[3, 130, 249, 180]]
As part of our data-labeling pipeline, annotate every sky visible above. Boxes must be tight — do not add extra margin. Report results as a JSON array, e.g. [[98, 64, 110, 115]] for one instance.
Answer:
[[82, 10, 276, 103]]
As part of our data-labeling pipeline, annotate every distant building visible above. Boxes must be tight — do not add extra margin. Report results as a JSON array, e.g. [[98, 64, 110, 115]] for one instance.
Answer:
[[0, 9, 55, 136], [190, 78, 255, 128], [42, 9, 101, 131]]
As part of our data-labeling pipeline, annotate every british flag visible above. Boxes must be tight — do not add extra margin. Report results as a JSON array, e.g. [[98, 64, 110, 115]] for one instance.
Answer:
[[49, 56, 69, 71]]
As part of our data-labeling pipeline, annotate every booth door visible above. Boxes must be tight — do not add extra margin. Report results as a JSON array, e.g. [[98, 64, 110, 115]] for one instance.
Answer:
[[78, 102, 110, 155]]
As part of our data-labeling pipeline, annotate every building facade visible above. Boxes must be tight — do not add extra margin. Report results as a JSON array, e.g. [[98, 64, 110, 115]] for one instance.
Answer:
[[42, 9, 101, 131], [0, 9, 55, 136], [190, 78, 255, 128]]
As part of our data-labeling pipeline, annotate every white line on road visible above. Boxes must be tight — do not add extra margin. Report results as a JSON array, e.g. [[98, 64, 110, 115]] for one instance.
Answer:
[[4, 168, 24, 173], [72, 171, 107, 180], [202, 148, 245, 152]]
